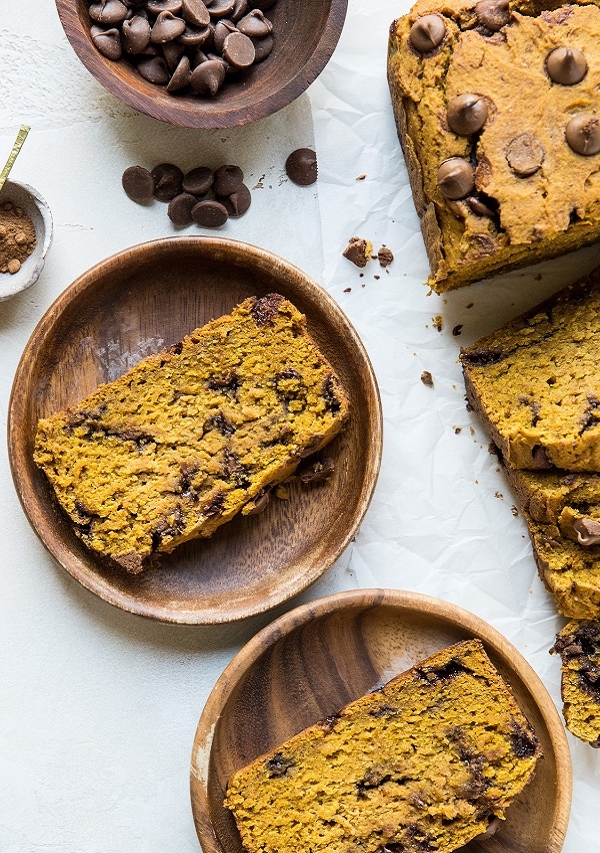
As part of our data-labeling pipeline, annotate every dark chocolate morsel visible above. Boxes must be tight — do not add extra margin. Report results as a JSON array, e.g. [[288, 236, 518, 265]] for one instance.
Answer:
[[437, 157, 475, 199], [447, 93, 488, 136], [122, 165, 155, 202], [136, 55, 170, 84], [251, 32, 274, 62], [189, 58, 226, 95], [566, 113, 600, 156], [546, 46, 587, 85], [168, 192, 198, 225], [182, 166, 214, 196], [222, 31, 255, 68], [213, 164, 244, 195], [475, 0, 511, 31], [150, 10, 187, 43], [181, 0, 211, 27], [166, 54, 191, 91], [409, 14, 446, 53], [121, 16, 152, 54], [506, 133, 545, 177], [285, 148, 318, 185], [191, 199, 229, 227], [219, 183, 252, 217], [467, 196, 495, 217], [152, 163, 184, 200], [91, 26, 123, 60]]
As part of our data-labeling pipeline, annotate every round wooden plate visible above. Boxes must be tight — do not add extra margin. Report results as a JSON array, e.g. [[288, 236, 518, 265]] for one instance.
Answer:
[[191, 589, 572, 853], [8, 238, 382, 624]]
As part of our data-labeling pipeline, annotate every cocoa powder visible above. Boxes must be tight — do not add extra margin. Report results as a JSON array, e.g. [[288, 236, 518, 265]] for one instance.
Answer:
[[0, 202, 36, 274]]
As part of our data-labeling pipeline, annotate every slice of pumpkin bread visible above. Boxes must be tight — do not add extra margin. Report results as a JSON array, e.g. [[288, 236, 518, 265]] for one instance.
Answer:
[[461, 270, 600, 471], [34, 294, 349, 573], [224, 639, 541, 853], [503, 464, 600, 619], [551, 620, 600, 746]]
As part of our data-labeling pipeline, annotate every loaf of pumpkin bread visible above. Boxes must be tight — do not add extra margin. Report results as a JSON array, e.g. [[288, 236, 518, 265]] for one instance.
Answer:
[[34, 294, 349, 572], [225, 639, 541, 853], [388, 0, 600, 292]]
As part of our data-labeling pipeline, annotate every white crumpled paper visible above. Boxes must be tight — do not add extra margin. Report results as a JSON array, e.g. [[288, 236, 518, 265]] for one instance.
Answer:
[[0, 0, 598, 850]]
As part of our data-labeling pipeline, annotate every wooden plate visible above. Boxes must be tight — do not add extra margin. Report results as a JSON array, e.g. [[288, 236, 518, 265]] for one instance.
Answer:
[[8, 238, 382, 624], [191, 589, 571, 853]]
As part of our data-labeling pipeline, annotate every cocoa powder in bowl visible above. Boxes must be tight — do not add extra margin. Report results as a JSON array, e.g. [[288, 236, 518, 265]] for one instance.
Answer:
[[0, 202, 36, 275]]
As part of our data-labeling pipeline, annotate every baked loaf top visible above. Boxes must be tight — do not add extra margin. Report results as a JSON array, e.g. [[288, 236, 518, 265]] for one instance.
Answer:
[[551, 619, 600, 745], [34, 294, 349, 573], [503, 463, 600, 618], [388, 0, 600, 292], [461, 269, 600, 471], [225, 639, 541, 853]]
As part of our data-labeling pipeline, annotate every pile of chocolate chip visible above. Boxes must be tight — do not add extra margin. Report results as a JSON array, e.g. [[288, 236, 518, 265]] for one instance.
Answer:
[[122, 162, 251, 226], [87, 0, 277, 97]]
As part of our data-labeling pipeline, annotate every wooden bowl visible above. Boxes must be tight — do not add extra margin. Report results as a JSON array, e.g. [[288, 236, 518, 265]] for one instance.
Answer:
[[191, 589, 572, 853], [8, 237, 381, 624], [54, 0, 348, 129]]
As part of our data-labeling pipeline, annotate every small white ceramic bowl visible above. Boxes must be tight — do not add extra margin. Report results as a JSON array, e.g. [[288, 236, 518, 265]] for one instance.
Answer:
[[0, 180, 53, 301]]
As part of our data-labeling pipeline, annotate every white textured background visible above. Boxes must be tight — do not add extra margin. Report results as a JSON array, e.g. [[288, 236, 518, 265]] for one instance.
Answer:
[[1, 1, 599, 850]]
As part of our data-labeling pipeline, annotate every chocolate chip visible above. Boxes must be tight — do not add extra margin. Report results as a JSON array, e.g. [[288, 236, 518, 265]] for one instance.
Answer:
[[91, 25, 123, 60], [162, 38, 186, 69], [251, 33, 274, 62], [179, 23, 212, 45], [213, 20, 238, 53], [566, 113, 600, 156], [377, 246, 394, 267], [150, 10, 187, 42], [447, 93, 488, 136], [250, 293, 284, 325], [137, 54, 170, 83], [437, 157, 475, 199], [219, 183, 252, 216], [506, 133, 544, 176], [420, 370, 434, 386], [222, 31, 255, 66], [237, 9, 272, 37], [244, 490, 270, 515], [285, 148, 317, 185], [343, 236, 371, 268], [181, 0, 210, 26], [573, 517, 600, 547], [168, 192, 198, 225], [147, 0, 183, 12], [546, 46, 587, 85], [467, 196, 495, 217], [152, 163, 184, 200], [166, 54, 191, 91], [89, 0, 129, 24], [213, 164, 244, 195], [121, 16, 152, 53], [189, 58, 226, 94], [231, 0, 249, 21], [409, 14, 446, 53], [475, 0, 511, 31], [209, 0, 236, 16], [191, 199, 229, 227], [182, 166, 214, 195], [122, 165, 155, 202]]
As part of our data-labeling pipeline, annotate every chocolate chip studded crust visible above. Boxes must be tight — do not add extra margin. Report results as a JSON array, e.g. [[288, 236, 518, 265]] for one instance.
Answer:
[[224, 639, 541, 853], [388, 0, 600, 292], [33, 295, 349, 572], [551, 620, 600, 745]]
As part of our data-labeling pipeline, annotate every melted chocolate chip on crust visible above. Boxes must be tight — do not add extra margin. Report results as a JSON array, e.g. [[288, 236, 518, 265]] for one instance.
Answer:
[[266, 753, 295, 777], [250, 293, 285, 325]]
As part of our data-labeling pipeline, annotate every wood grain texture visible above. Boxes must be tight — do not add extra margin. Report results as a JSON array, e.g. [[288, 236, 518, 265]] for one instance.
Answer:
[[54, 0, 348, 128], [8, 237, 381, 624], [191, 589, 571, 853]]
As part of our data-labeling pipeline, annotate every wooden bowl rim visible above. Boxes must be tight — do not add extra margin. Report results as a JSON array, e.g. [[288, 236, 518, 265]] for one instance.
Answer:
[[190, 587, 572, 853], [54, 0, 349, 128], [8, 236, 382, 624]]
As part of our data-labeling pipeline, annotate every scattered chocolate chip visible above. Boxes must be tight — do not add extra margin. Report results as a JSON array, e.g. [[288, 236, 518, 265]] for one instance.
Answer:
[[452, 324, 463, 336], [506, 133, 545, 176], [168, 192, 198, 225], [437, 157, 475, 199], [219, 183, 252, 216], [566, 113, 600, 156], [343, 236, 372, 268], [409, 14, 446, 53], [285, 148, 318, 186], [297, 456, 335, 484], [213, 164, 244, 196], [421, 370, 434, 386], [546, 46, 587, 85], [182, 166, 214, 195], [152, 162, 184, 200], [191, 199, 229, 227], [122, 165, 155, 202], [447, 93, 488, 136], [377, 246, 394, 267], [475, 0, 511, 31]]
